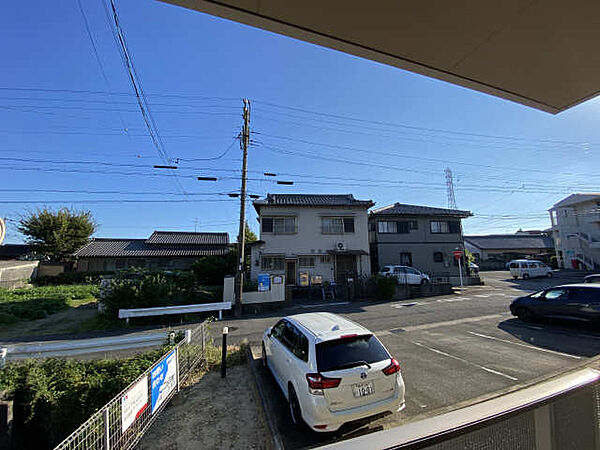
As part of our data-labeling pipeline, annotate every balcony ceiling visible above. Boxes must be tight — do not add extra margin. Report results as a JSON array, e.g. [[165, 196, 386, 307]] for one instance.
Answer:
[[162, 0, 600, 114]]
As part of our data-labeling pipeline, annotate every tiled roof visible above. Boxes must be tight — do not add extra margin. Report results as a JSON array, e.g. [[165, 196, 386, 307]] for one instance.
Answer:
[[253, 194, 374, 212], [146, 231, 228, 245], [74, 239, 229, 258], [370, 203, 472, 218], [552, 193, 600, 208], [464, 234, 554, 251]]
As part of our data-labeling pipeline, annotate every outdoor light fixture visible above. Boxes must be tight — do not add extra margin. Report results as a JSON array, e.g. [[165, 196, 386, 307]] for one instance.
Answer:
[[264, 172, 277, 176], [277, 180, 293, 185], [153, 165, 178, 169], [197, 176, 218, 181]]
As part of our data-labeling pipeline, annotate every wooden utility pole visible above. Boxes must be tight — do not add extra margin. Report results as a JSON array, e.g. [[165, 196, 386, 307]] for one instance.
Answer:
[[235, 99, 250, 317]]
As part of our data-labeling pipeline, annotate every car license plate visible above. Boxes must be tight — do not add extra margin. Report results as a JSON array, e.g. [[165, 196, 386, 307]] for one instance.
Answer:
[[352, 381, 374, 398]]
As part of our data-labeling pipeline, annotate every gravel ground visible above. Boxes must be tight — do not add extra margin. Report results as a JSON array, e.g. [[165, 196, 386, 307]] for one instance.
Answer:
[[138, 363, 269, 450]]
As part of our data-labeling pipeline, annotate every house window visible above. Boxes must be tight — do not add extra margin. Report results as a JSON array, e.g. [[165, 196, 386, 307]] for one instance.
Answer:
[[298, 256, 315, 267], [262, 217, 296, 234], [400, 252, 412, 266], [261, 256, 285, 271], [115, 259, 125, 269], [433, 252, 444, 262], [378, 221, 409, 233], [320, 255, 331, 264], [321, 217, 354, 234], [430, 220, 461, 234], [409, 220, 418, 230]]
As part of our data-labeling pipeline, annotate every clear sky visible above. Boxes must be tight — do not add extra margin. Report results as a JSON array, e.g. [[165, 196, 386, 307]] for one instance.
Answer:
[[2, 0, 600, 244]]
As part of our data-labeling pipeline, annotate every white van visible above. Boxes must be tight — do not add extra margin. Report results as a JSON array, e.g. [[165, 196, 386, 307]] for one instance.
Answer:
[[508, 260, 554, 280]]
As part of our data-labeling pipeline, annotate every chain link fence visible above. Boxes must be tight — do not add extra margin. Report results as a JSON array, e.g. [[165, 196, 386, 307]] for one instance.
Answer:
[[54, 321, 212, 450]]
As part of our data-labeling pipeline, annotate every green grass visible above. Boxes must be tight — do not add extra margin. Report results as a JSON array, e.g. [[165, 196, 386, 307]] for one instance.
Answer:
[[0, 284, 98, 325]]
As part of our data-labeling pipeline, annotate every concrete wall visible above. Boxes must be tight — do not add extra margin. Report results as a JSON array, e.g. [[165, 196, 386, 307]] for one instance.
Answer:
[[369, 215, 467, 277], [223, 275, 285, 304], [551, 199, 600, 270], [0, 261, 39, 289], [250, 205, 371, 282], [37, 263, 65, 277]]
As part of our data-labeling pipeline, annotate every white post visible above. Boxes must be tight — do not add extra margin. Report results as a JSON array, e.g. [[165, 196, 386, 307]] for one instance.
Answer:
[[218, 309, 223, 320], [458, 256, 464, 289], [0, 348, 6, 369], [176, 345, 180, 393], [185, 329, 192, 344], [104, 408, 110, 450]]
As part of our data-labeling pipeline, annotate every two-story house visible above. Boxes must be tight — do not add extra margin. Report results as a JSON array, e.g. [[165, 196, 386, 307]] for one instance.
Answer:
[[369, 203, 472, 278], [549, 193, 600, 270], [249, 194, 374, 285]]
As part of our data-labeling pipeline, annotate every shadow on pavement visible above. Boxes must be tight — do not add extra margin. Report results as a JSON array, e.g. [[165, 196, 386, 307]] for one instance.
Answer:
[[498, 318, 600, 358]]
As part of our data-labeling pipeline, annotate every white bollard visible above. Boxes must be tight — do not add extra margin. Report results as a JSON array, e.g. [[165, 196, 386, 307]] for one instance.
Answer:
[[0, 348, 7, 369]]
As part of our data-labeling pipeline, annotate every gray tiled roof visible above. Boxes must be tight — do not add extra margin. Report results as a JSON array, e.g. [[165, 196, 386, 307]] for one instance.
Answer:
[[464, 234, 554, 251], [74, 239, 229, 258], [146, 231, 228, 245], [371, 203, 472, 218], [253, 194, 374, 212]]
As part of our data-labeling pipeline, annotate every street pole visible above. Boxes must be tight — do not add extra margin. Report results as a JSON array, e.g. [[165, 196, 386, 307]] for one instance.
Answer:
[[458, 256, 464, 289], [235, 99, 250, 317]]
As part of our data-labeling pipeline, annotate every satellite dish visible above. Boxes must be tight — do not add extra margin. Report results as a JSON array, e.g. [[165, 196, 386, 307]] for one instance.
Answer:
[[0, 217, 5, 245]]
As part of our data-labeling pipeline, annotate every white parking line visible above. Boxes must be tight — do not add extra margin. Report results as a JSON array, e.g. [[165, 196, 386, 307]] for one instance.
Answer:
[[474, 294, 490, 298], [467, 331, 581, 360], [411, 341, 518, 381]]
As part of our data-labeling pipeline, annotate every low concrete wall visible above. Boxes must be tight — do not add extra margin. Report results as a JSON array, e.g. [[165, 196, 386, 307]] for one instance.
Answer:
[[0, 261, 39, 289], [223, 275, 286, 305], [392, 283, 453, 300], [37, 262, 65, 277]]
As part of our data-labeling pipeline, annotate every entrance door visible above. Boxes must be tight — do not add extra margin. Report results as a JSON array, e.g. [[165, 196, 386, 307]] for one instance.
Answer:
[[335, 255, 356, 283], [285, 260, 297, 285]]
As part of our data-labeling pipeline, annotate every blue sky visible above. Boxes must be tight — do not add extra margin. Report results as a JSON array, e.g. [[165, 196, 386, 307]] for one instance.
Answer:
[[2, 0, 600, 244]]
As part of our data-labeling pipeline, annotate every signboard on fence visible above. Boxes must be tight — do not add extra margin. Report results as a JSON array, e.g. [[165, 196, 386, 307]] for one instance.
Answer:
[[258, 273, 270, 291], [151, 350, 177, 413], [121, 375, 148, 432]]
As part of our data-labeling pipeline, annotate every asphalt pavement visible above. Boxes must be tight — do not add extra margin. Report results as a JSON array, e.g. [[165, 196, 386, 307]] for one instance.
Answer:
[[231, 270, 600, 449]]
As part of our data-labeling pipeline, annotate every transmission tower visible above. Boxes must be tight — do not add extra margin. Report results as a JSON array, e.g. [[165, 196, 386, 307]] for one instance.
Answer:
[[445, 167, 457, 210]]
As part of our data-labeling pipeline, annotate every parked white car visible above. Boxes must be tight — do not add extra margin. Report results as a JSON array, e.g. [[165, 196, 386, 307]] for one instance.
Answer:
[[379, 265, 430, 284], [262, 312, 405, 432], [508, 260, 554, 280]]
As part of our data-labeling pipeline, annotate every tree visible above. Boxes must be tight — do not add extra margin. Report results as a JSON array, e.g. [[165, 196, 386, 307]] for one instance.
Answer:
[[18, 207, 97, 261], [244, 221, 258, 243]]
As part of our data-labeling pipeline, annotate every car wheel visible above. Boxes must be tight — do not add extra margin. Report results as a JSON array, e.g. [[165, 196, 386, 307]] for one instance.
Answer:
[[421, 278, 429, 284], [516, 307, 534, 322], [547, 272, 553, 278], [288, 385, 303, 427], [522, 273, 530, 280], [261, 343, 267, 369]]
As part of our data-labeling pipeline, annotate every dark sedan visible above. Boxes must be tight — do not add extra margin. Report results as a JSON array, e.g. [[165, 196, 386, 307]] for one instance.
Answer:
[[509, 284, 600, 323]]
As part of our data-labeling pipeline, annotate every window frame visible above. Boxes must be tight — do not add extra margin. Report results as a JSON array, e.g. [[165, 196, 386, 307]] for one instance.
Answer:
[[298, 256, 315, 268], [260, 256, 285, 271], [261, 216, 297, 234], [321, 216, 355, 234], [377, 221, 397, 234], [433, 252, 444, 262]]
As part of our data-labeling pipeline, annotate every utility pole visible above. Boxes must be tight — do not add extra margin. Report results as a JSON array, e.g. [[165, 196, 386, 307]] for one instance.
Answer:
[[235, 99, 250, 317]]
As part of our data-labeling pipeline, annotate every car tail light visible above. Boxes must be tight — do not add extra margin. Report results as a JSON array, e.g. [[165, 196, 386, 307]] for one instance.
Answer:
[[382, 358, 401, 376], [314, 424, 328, 430], [340, 333, 358, 339], [306, 373, 341, 390]]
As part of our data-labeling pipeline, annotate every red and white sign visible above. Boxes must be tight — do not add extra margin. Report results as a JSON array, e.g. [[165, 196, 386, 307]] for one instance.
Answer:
[[121, 375, 148, 433], [453, 250, 463, 259]]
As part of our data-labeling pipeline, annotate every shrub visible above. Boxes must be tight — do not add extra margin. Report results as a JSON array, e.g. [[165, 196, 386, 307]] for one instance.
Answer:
[[375, 275, 396, 300], [34, 271, 114, 286], [192, 252, 236, 285], [0, 348, 168, 449]]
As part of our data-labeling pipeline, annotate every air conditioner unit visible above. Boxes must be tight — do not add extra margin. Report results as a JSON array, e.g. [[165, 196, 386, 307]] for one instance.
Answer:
[[335, 241, 346, 252]]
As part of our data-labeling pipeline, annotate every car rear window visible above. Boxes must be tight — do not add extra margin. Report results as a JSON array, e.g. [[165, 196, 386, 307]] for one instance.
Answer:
[[316, 334, 390, 372], [509, 263, 518, 268], [380, 267, 390, 273]]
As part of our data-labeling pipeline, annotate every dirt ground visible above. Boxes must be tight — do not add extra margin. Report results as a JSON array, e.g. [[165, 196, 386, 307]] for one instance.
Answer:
[[138, 363, 270, 450]]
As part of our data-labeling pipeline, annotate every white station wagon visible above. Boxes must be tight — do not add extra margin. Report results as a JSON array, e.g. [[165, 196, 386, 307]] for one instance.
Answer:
[[262, 312, 405, 432]]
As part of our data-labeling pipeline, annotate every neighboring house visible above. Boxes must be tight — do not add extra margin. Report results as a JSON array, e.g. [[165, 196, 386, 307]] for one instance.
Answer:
[[74, 231, 229, 272], [464, 233, 555, 270], [249, 194, 374, 285], [0, 244, 32, 261], [549, 193, 600, 270], [368, 203, 472, 279]]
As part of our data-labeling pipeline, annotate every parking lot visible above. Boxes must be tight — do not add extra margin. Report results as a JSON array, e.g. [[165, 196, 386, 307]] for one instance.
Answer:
[[222, 270, 600, 449]]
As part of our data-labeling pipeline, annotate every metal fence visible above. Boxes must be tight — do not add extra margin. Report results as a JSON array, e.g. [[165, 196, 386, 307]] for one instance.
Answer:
[[54, 321, 212, 450]]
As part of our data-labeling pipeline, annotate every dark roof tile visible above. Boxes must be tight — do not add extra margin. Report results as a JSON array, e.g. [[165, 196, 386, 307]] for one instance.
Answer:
[[253, 194, 373, 213], [464, 234, 554, 250], [146, 231, 228, 245], [371, 203, 472, 218], [74, 238, 229, 258]]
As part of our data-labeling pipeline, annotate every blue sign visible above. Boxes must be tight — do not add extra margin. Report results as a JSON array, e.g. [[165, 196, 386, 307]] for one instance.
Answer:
[[258, 274, 270, 292], [150, 350, 177, 413]]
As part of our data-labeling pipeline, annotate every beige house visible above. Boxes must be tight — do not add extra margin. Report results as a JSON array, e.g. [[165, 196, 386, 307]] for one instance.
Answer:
[[549, 193, 600, 270], [249, 194, 373, 285]]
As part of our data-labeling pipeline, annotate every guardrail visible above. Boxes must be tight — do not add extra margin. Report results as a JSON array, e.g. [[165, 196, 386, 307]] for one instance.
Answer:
[[118, 301, 232, 323], [321, 367, 600, 450], [53, 322, 211, 450], [2, 332, 168, 362]]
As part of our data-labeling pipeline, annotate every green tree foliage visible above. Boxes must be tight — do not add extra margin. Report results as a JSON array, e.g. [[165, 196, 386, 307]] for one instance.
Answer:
[[244, 221, 257, 243], [375, 275, 397, 300], [18, 208, 97, 261], [192, 251, 237, 286]]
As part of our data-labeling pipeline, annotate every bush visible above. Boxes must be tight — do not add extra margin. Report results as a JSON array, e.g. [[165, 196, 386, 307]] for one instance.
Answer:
[[34, 271, 114, 286], [101, 269, 220, 319], [0, 285, 98, 325], [375, 276, 396, 300], [192, 253, 236, 285], [0, 348, 169, 449]]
